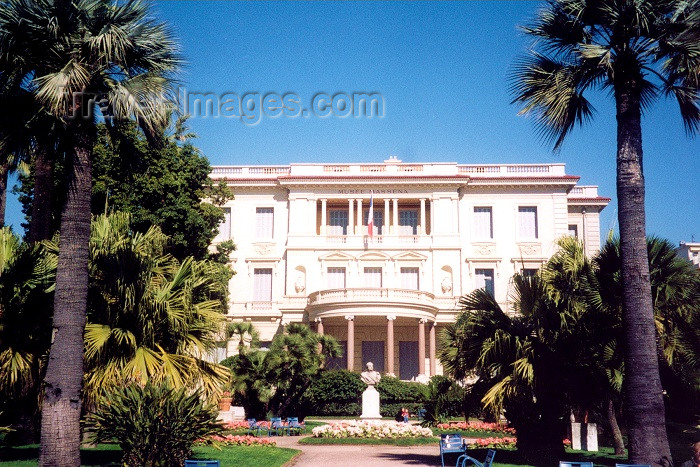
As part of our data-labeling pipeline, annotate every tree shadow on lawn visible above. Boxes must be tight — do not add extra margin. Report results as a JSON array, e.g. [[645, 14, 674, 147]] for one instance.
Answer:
[[0, 444, 123, 466]]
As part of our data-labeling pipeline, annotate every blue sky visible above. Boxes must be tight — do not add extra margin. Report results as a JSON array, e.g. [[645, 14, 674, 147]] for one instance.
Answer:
[[6, 1, 699, 244]]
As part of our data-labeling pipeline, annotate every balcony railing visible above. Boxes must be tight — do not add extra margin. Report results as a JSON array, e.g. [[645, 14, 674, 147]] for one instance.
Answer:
[[308, 288, 435, 307]]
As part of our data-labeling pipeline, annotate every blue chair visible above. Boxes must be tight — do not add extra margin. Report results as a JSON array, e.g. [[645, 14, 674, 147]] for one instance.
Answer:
[[287, 416, 304, 435], [439, 433, 466, 467], [247, 418, 262, 436], [559, 463, 593, 467], [615, 465, 652, 467], [269, 417, 287, 436], [184, 461, 220, 467], [457, 448, 496, 467]]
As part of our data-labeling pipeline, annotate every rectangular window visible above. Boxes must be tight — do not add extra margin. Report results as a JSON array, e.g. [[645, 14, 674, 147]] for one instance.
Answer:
[[399, 210, 418, 235], [473, 207, 493, 239], [568, 224, 578, 238], [364, 267, 382, 288], [214, 207, 231, 242], [329, 209, 348, 235], [253, 268, 272, 302], [400, 267, 419, 290], [363, 208, 384, 235], [518, 207, 538, 239], [399, 341, 419, 381], [255, 207, 274, 238], [522, 268, 538, 278], [327, 267, 346, 289], [362, 341, 385, 373], [475, 268, 495, 297]]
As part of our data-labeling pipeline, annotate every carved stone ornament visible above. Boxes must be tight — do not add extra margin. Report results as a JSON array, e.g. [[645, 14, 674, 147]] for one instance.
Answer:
[[474, 243, 495, 256], [518, 243, 541, 256], [253, 242, 275, 255]]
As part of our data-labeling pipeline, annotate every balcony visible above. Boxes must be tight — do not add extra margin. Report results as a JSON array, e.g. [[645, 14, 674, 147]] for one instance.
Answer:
[[307, 288, 437, 320]]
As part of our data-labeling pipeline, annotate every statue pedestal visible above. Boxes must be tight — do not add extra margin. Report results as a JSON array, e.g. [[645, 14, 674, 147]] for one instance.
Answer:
[[360, 386, 381, 420]]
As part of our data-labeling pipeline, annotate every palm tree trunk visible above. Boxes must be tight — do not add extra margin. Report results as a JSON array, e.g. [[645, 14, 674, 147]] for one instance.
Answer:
[[0, 164, 7, 228], [39, 127, 93, 467], [606, 397, 625, 455], [29, 147, 53, 242], [615, 84, 672, 467]]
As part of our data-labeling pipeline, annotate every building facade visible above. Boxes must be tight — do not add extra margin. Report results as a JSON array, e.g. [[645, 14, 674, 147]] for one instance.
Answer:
[[677, 241, 700, 269], [210, 159, 609, 381]]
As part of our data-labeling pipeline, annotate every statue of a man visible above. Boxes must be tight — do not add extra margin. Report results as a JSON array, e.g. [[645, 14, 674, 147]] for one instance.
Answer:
[[360, 361, 381, 386]]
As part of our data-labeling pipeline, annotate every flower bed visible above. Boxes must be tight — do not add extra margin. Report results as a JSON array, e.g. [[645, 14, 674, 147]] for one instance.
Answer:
[[435, 421, 516, 435], [312, 420, 434, 439], [198, 434, 277, 446], [467, 436, 517, 449]]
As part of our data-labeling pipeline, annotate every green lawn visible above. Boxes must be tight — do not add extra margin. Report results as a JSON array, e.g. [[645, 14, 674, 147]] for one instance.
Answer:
[[0, 444, 300, 467]]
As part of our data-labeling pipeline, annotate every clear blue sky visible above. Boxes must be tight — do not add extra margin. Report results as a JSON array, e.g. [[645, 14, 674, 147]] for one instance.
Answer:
[[6, 1, 699, 244]]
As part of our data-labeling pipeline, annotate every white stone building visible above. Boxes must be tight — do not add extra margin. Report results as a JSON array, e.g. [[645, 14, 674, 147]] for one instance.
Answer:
[[677, 241, 700, 269], [210, 159, 609, 380]]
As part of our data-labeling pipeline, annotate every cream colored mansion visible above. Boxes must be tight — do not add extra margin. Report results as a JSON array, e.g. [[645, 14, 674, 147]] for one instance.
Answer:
[[210, 158, 609, 380]]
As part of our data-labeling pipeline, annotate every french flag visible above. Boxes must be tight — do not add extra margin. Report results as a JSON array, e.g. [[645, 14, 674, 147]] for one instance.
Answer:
[[367, 192, 374, 239]]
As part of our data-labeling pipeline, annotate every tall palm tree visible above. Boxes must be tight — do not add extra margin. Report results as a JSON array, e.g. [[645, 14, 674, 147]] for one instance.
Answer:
[[0, 1, 181, 464], [510, 1, 700, 463]]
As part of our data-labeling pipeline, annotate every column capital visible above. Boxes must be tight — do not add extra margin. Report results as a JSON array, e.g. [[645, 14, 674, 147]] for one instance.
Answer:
[[314, 317, 323, 323], [386, 315, 396, 321], [345, 315, 355, 321], [418, 318, 428, 324]]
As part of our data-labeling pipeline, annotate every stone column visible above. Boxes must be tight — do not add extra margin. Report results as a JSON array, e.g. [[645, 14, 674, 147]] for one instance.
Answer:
[[348, 199, 354, 236], [429, 321, 436, 376], [430, 199, 435, 234], [386, 315, 396, 376], [384, 199, 390, 236], [392, 199, 399, 235], [356, 199, 363, 235], [418, 318, 426, 377], [346, 315, 355, 371], [316, 318, 324, 353], [420, 198, 426, 235], [320, 199, 327, 235]]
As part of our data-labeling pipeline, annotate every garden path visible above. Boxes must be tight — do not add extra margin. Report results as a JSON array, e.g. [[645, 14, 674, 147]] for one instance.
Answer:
[[274, 434, 443, 466]]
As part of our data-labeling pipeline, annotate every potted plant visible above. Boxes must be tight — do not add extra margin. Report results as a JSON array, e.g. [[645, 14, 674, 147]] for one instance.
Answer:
[[218, 391, 232, 411]]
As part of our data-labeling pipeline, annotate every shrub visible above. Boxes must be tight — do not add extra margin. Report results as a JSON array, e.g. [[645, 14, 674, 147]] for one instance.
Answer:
[[301, 370, 364, 416], [311, 420, 434, 438], [376, 376, 424, 403], [84, 382, 223, 467]]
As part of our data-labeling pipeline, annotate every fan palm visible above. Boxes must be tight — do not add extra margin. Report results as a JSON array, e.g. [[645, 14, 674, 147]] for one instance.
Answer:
[[0, 227, 55, 440], [440, 275, 586, 458], [226, 321, 260, 355], [266, 323, 341, 417], [0, 1, 181, 464], [58, 212, 229, 409], [510, 1, 700, 463]]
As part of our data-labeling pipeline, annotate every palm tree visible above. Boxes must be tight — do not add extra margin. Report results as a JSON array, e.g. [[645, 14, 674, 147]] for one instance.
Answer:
[[439, 275, 584, 459], [70, 212, 229, 409], [510, 1, 700, 463], [0, 227, 56, 440], [265, 323, 341, 417], [0, 1, 181, 464], [226, 321, 260, 355]]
